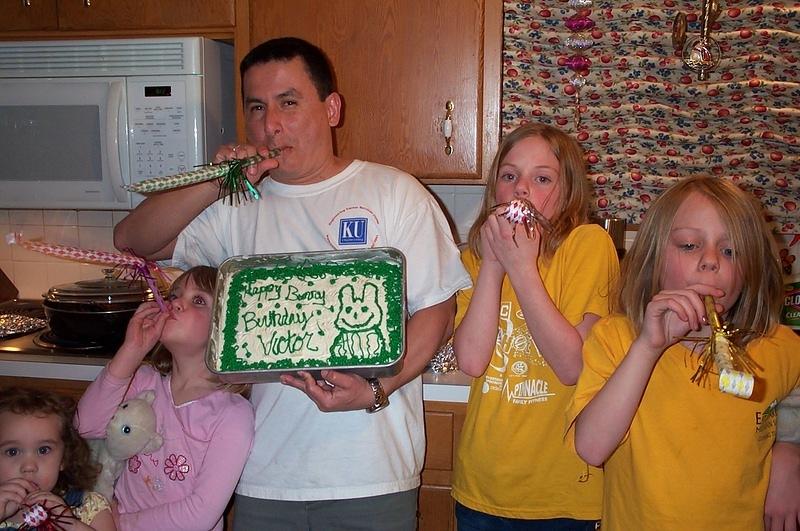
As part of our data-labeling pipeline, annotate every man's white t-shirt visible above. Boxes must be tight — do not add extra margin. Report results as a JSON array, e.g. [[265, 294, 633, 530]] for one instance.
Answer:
[[173, 160, 471, 500]]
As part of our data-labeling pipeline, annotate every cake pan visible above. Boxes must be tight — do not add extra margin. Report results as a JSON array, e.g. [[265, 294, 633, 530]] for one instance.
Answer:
[[207, 247, 406, 383]]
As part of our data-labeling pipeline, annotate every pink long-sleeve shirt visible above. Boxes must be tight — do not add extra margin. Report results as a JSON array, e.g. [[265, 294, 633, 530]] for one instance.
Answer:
[[75, 366, 254, 531]]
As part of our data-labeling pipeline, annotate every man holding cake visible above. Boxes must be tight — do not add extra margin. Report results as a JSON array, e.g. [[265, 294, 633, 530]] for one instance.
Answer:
[[114, 37, 471, 530]]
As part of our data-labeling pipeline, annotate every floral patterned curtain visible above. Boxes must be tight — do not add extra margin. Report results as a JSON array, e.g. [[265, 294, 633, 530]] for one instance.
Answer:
[[501, 0, 800, 235]]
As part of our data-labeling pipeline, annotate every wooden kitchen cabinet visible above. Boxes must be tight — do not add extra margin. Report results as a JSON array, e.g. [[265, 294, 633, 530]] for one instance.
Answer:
[[0, 0, 234, 37], [238, 0, 502, 183], [0, 0, 58, 32], [0, 375, 89, 402], [57, 0, 234, 32], [419, 400, 467, 531]]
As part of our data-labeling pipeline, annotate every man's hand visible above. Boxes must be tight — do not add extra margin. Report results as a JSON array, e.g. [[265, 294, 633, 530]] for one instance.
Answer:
[[213, 143, 279, 186], [280, 370, 375, 412]]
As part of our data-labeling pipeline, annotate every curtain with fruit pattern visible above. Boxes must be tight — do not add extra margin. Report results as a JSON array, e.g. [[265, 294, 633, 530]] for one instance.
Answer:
[[501, 0, 799, 243]]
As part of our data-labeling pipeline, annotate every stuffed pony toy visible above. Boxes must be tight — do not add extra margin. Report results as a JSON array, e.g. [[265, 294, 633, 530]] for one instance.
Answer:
[[89, 389, 164, 500]]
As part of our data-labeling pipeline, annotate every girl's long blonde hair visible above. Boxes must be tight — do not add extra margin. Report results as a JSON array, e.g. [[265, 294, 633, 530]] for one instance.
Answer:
[[619, 175, 783, 344], [467, 122, 591, 261], [149, 266, 249, 397]]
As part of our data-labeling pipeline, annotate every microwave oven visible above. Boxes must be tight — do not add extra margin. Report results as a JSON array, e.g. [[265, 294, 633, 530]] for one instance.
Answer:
[[0, 37, 235, 210]]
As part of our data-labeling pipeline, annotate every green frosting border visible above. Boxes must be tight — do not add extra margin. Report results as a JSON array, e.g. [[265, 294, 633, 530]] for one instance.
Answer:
[[218, 259, 403, 372]]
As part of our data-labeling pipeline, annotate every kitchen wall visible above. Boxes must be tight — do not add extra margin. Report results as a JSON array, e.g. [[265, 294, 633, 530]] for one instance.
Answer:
[[1, 209, 128, 299], [1, 184, 643, 299], [0, 186, 487, 299]]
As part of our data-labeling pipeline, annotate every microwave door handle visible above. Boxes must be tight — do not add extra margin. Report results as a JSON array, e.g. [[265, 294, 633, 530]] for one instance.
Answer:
[[107, 80, 128, 204]]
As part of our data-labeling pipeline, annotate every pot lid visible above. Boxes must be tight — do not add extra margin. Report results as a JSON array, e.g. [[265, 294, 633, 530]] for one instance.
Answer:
[[44, 270, 155, 304]]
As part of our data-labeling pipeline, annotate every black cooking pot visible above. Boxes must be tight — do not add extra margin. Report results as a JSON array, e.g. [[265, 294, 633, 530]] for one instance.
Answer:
[[43, 271, 157, 347]]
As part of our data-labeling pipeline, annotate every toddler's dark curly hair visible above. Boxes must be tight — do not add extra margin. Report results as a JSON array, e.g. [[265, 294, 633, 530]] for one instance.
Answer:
[[0, 386, 99, 496]]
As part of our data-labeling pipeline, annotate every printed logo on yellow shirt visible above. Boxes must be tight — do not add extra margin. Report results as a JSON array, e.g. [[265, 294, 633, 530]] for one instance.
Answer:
[[482, 302, 556, 405], [756, 399, 778, 441], [503, 375, 554, 404]]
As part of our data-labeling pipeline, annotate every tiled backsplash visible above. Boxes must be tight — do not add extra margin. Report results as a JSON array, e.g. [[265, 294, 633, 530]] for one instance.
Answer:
[[427, 184, 486, 244], [0, 186, 486, 299], [0, 186, 642, 299], [1, 209, 129, 299]]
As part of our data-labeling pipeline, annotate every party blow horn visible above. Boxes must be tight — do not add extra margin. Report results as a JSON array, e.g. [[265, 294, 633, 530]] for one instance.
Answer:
[[491, 198, 551, 247], [6, 232, 168, 312], [124, 148, 280, 204], [687, 295, 759, 398]]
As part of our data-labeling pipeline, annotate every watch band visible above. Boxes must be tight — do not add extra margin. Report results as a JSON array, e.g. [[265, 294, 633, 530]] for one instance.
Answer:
[[366, 377, 389, 413]]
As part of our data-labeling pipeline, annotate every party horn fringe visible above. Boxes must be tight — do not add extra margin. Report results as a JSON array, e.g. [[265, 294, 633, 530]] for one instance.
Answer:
[[683, 295, 759, 398]]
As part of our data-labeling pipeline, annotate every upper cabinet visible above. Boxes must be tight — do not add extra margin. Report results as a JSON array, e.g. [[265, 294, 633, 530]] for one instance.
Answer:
[[0, 0, 234, 35], [1, 0, 500, 183], [239, 0, 501, 182], [0, 0, 58, 32]]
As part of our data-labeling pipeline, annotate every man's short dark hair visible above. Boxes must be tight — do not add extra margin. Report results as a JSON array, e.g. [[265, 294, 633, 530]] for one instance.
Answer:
[[240, 37, 336, 101]]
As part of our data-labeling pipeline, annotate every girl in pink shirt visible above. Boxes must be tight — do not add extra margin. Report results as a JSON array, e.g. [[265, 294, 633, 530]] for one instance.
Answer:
[[76, 266, 254, 531]]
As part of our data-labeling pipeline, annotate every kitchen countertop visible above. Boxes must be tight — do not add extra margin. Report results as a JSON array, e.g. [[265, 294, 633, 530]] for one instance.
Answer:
[[0, 352, 472, 403]]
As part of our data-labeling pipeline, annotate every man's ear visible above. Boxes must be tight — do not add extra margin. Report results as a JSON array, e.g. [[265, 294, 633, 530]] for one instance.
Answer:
[[325, 92, 342, 127]]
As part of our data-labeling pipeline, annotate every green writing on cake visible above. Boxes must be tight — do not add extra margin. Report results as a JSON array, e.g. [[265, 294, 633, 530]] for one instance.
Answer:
[[242, 283, 282, 302], [286, 285, 326, 304], [241, 307, 314, 332], [257, 329, 319, 356]]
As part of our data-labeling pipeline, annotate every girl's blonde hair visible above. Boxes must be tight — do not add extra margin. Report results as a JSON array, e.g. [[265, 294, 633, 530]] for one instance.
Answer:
[[619, 175, 783, 344], [149, 266, 250, 397], [0, 387, 99, 496], [467, 122, 591, 260]]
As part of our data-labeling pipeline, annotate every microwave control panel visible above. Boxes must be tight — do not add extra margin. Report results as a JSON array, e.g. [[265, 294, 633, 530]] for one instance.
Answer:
[[126, 77, 205, 188]]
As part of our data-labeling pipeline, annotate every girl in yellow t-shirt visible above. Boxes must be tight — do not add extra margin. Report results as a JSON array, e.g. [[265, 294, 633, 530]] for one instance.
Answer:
[[452, 122, 619, 530], [571, 175, 800, 531]]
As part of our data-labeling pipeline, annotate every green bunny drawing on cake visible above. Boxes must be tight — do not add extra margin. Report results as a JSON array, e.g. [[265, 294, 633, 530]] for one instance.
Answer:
[[331, 282, 386, 358]]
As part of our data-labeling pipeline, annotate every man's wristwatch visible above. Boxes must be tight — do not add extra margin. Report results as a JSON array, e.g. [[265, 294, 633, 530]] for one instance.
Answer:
[[366, 378, 389, 413]]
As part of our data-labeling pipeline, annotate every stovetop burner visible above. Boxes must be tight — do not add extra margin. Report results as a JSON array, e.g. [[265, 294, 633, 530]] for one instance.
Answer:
[[0, 299, 117, 358], [33, 330, 108, 352]]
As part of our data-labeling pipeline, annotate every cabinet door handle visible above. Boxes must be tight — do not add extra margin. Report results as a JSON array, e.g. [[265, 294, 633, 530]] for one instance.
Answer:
[[22, 0, 31, 7], [442, 100, 454, 156], [84, 0, 91, 6]]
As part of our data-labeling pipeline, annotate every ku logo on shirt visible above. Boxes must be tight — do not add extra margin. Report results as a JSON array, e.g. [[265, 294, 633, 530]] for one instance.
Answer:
[[339, 217, 368, 245], [326, 206, 380, 248]]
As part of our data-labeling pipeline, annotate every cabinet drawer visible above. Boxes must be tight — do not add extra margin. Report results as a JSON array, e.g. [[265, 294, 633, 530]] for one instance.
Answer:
[[425, 409, 455, 471], [422, 401, 466, 484], [419, 485, 456, 531]]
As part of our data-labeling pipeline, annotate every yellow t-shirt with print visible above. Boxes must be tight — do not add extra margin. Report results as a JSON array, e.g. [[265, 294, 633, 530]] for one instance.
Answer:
[[74, 491, 110, 525], [452, 223, 619, 520], [567, 315, 800, 531], [0, 490, 108, 529]]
